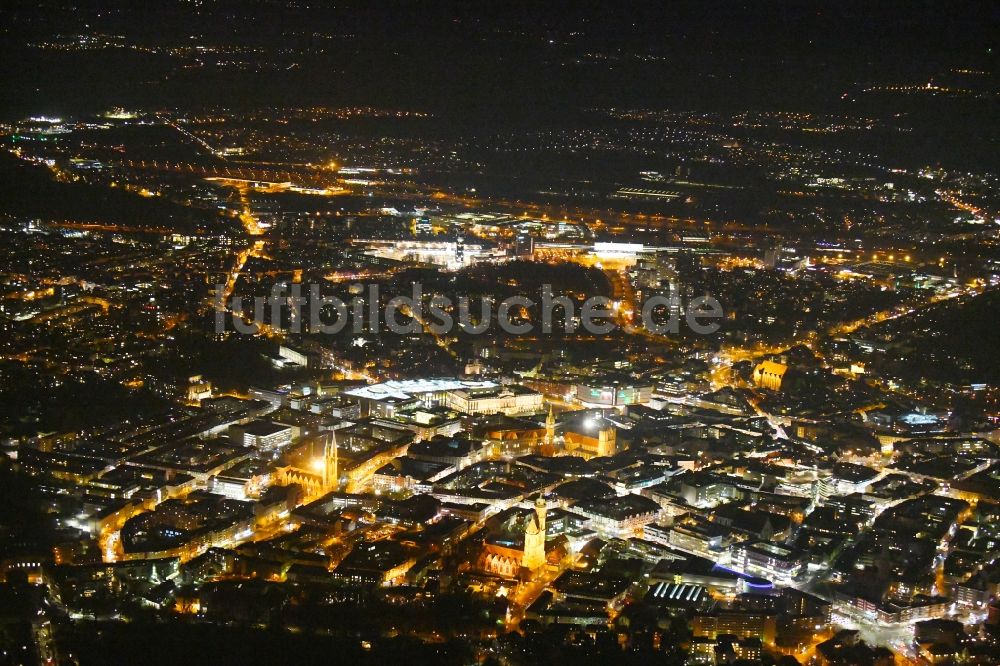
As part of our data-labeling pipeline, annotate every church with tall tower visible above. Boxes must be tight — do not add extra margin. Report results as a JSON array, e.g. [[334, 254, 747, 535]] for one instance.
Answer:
[[540, 404, 559, 456], [274, 429, 338, 499], [562, 413, 616, 458], [477, 496, 549, 579], [521, 496, 547, 571], [320, 428, 338, 491]]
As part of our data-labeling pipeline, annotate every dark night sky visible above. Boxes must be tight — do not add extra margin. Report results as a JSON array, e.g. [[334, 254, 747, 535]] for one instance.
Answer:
[[1, 0, 996, 121]]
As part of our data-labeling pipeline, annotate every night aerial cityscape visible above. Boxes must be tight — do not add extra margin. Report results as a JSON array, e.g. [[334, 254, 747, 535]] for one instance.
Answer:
[[1, 2, 999, 665]]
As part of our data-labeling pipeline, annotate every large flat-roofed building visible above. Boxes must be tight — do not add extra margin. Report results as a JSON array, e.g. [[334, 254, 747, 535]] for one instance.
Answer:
[[572, 494, 661, 538], [692, 610, 777, 644], [667, 517, 732, 558], [674, 472, 743, 507], [444, 384, 543, 416], [208, 459, 271, 501], [336, 420, 415, 492], [648, 553, 750, 595], [369, 407, 463, 441], [345, 378, 500, 417], [373, 456, 455, 494], [407, 437, 489, 470], [351, 236, 500, 269], [128, 439, 251, 483], [248, 386, 290, 408], [732, 540, 806, 583], [575, 379, 653, 407], [228, 420, 294, 451], [331, 540, 417, 586]]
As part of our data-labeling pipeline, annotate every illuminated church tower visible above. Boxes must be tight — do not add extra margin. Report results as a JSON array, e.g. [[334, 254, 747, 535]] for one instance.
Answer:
[[322, 429, 338, 491], [596, 424, 616, 457], [522, 496, 547, 571], [545, 405, 556, 446], [277, 429, 339, 498], [542, 403, 556, 448], [540, 404, 557, 455]]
